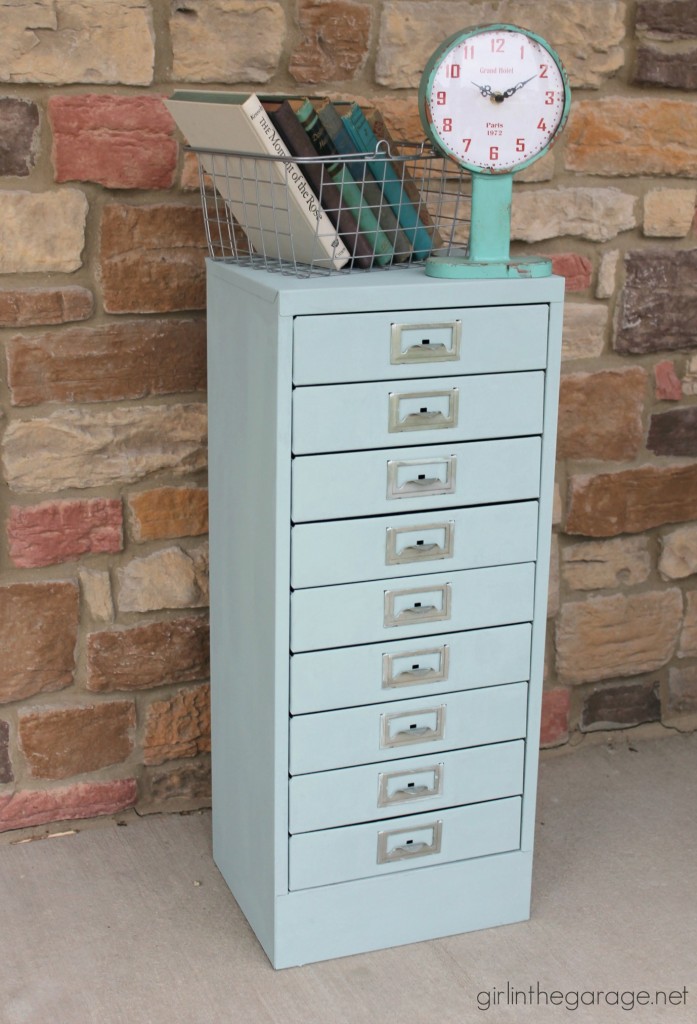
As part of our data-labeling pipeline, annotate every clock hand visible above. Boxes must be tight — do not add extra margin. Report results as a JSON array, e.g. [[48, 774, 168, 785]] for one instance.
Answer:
[[471, 81, 494, 98], [502, 74, 537, 99]]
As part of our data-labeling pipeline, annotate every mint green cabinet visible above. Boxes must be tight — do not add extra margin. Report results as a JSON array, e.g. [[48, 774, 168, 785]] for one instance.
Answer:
[[206, 263, 563, 968]]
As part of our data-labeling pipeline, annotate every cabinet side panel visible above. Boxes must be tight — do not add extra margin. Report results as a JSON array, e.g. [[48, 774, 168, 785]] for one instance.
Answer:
[[521, 295, 563, 852], [206, 264, 291, 962]]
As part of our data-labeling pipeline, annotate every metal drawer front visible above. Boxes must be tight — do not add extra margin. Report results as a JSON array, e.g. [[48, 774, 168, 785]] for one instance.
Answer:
[[288, 796, 522, 890], [292, 304, 549, 384], [289, 681, 528, 775], [291, 500, 538, 588], [290, 562, 535, 653], [290, 621, 532, 714], [291, 371, 544, 454], [289, 739, 525, 833], [291, 436, 541, 522]]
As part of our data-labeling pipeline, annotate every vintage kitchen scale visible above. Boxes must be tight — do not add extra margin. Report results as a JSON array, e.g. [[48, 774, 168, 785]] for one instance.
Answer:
[[418, 23, 571, 278]]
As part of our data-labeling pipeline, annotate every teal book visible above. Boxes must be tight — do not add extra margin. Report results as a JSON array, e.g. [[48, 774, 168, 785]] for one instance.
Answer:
[[316, 99, 413, 261], [337, 102, 435, 260], [291, 99, 394, 267]]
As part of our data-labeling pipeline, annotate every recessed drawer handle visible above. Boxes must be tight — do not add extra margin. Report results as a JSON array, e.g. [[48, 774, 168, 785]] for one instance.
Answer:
[[382, 645, 450, 689], [380, 705, 446, 748], [388, 389, 459, 433], [376, 820, 443, 864], [386, 456, 457, 500], [385, 521, 454, 565], [390, 321, 461, 364], [384, 583, 452, 628]]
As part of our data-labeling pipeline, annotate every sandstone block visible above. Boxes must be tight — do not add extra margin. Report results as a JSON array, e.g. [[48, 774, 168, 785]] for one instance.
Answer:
[[562, 537, 651, 591], [565, 98, 697, 176], [0, 721, 13, 784], [580, 680, 661, 731], [643, 188, 696, 236], [0, 583, 78, 705], [6, 320, 206, 406], [636, 0, 697, 38], [0, 190, 87, 273], [19, 702, 135, 781], [549, 254, 592, 292], [2, 403, 207, 494], [143, 760, 211, 806], [8, 498, 123, 569], [660, 524, 697, 580], [615, 250, 697, 354], [86, 617, 209, 693], [511, 188, 636, 243], [682, 354, 697, 396], [566, 464, 697, 537], [0, 778, 137, 834], [99, 204, 207, 314], [49, 94, 177, 189], [170, 0, 284, 83], [557, 368, 647, 461], [290, 0, 372, 83], [143, 684, 210, 766], [0, 0, 154, 85], [0, 97, 39, 175], [539, 688, 571, 748], [596, 251, 619, 299], [78, 569, 114, 624], [127, 487, 208, 542], [667, 665, 697, 714], [116, 546, 208, 614], [377, 1, 625, 89], [561, 303, 608, 360], [0, 287, 93, 328], [654, 360, 683, 401], [679, 592, 697, 658], [648, 407, 697, 457], [635, 45, 697, 90], [556, 589, 682, 684]]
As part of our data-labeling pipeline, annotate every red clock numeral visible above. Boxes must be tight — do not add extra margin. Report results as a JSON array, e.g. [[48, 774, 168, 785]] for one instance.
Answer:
[[461, 45, 474, 60], [537, 118, 547, 131], [519, 45, 525, 59], [462, 138, 472, 152], [491, 38, 505, 53], [539, 63, 549, 78], [489, 145, 499, 160], [436, 90, 447, 105], [442, 117, 453, 132], [516, 138, 526, 153], [545, 91, 555, 105], [446, 63, 461, 78]]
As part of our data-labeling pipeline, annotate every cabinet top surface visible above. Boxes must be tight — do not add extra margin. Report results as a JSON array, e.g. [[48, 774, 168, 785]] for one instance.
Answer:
[[206, 261, 565, 316]]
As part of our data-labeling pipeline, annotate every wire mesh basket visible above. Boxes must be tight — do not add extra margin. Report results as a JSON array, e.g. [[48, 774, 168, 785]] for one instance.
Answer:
[[191, 141, 472, 278]]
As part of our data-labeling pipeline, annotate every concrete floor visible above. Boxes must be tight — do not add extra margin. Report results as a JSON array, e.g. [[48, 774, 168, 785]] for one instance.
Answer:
[[0, 732, 695, 1024]]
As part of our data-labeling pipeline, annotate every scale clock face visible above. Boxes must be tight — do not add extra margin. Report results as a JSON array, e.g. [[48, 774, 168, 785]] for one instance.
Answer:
[[419, 24, 570, 174]]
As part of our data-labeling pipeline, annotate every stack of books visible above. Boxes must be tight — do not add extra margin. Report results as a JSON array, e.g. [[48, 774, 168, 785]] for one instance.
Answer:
[[165, 91, 441, 273]]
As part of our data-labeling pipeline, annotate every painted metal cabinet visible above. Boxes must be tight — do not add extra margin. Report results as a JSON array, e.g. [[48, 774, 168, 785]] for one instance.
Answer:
[[206, 262, 563, 968]]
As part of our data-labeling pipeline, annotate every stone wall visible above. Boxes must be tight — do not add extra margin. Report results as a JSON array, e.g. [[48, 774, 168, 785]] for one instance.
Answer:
[[1, 0, 696, 833]]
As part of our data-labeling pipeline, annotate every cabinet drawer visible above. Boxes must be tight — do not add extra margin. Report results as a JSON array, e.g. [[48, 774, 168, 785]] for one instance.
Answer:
[[291, 500, 538, 588], [292, 436, 541, 522], [290, 562, 535, 653], [289, 739, 525, 833], [289, 681, 528, 774], [290, 621, 531, 714], [289, 796, 522, 890], [292, 304, 549, 384], [292, 371, 544, 454]]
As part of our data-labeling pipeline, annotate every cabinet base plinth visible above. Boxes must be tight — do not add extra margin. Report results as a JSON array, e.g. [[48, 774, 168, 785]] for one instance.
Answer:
[[252, 849, 533, 969]]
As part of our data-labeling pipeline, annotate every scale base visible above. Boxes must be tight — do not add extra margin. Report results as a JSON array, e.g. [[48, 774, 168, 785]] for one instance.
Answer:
[[425, 255, 552, 280]]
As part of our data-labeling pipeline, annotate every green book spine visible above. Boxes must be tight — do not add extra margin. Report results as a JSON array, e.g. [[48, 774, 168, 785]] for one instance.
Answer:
[[294, 100, 394, 266]]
